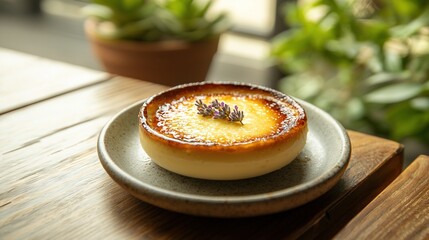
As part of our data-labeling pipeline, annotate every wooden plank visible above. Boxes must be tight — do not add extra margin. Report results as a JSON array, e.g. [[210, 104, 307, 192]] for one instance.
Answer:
[[0, 48, 109, 113], [286, 131, 404, 239], [0, 117, 118, 239], [334, 155, 429, 240], [0, 76, 167, 154], [0, 75, 404, 240], [0, 47, 38, 74]]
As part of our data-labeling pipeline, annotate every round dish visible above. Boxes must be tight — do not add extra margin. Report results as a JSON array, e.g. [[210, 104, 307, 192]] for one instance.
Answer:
[[97, 95, 351, 217], [138, 82, 308, 180]]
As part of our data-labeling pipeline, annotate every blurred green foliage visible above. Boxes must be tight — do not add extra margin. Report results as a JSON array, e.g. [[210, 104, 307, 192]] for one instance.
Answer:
[[82, 0, 229, 41], [272, 0, 429, 143]]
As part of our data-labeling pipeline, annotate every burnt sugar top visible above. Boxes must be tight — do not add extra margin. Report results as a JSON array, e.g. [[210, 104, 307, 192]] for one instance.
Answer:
[[139, 82, 307, 151]]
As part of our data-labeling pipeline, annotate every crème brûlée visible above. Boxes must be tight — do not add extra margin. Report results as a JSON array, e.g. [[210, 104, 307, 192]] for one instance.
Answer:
[[138, 82, 308, 180]]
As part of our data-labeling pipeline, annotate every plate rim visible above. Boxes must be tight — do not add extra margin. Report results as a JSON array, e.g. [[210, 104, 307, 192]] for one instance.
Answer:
[[97, 98, 351, 211]]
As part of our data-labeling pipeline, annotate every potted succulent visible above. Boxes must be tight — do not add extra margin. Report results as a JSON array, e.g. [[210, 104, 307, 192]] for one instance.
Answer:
[[82, 0, 229, 86]]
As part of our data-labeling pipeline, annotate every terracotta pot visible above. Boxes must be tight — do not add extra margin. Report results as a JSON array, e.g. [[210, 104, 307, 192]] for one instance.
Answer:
[[84, 20, 220, 86]]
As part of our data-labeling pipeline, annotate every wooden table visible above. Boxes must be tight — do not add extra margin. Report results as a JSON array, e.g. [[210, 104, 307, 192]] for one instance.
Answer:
[[0, 48, 404, 239], [334, 155, 429, 240]]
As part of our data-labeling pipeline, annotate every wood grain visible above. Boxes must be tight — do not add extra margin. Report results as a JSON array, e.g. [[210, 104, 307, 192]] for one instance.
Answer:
[[302, 131, 404, 239], [0, 76, 167, 154], [0, 130, 398, 239], [0, 50, 406, 239], [0, 47, 109, 114], [334, 155, 429, 240], [0, 91, 404, 240]]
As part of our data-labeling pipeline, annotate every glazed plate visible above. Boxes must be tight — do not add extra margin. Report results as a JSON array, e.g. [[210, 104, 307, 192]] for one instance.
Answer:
[[97, 98, 350, 217]]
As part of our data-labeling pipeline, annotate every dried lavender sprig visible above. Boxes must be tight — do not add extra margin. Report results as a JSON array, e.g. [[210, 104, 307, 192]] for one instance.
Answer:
[[195, 99, 244, 124], [229, 105, 244, 124], [214, 101, 231, 120], [195, 99, 213, 117]]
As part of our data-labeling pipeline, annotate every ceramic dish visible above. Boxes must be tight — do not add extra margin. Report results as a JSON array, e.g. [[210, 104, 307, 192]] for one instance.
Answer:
[[97, 97, 350, 217]]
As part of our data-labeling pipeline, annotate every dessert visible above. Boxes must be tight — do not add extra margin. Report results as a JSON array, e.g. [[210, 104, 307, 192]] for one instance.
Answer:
[[138, 82, 308, 180]]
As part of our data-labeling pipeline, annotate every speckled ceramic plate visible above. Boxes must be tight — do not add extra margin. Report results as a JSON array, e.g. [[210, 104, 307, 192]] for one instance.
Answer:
[[97, 98, 350, 218]]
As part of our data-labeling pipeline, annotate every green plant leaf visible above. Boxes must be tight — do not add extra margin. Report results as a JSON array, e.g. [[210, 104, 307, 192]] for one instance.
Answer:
[[365, 83, 422, 104], [386, 101, 429, 140], [283, 2, 300, 26], [390, 6, 429, 38], [84, 0, 227, 41], [411, 97, 429, 110], [365, 72, 410, 86], [119, 19, 158, 39], [279, 74, 323, 99], [355, 19, 389, 44], [346, 98, 365, 120], [82, 4, 113, 20], [196, 0, 212, 18], [122, 0, 144, 12], [424, 81, 429, 90], [391, 0, 421, 21], [384, 47, 403, 72]]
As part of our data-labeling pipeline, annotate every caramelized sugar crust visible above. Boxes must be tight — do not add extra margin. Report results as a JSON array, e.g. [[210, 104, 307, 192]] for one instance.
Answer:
[[139, 82, 307, 152]]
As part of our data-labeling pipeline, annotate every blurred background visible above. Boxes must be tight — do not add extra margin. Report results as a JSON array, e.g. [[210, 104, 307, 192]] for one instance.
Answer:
[[0, 0, 280, 86], [1, 0, 428, 164]]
